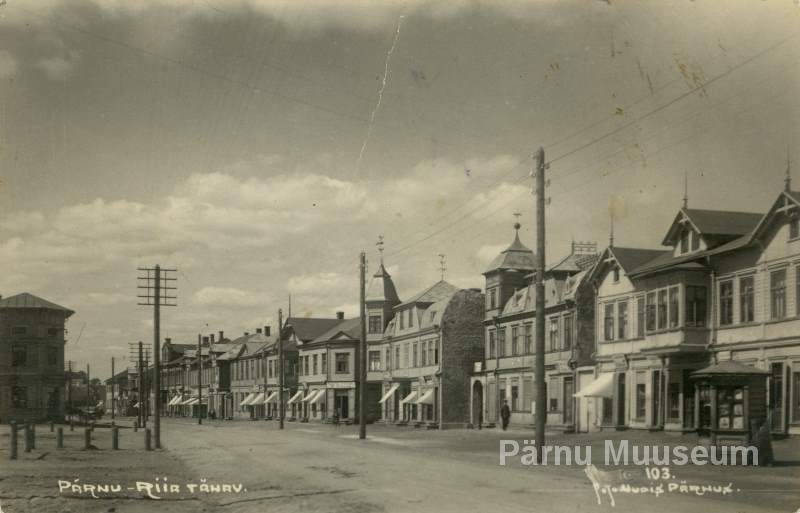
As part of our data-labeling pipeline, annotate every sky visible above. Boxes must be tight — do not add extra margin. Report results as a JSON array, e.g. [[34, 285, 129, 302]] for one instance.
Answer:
[[1, 0, 799, 378]]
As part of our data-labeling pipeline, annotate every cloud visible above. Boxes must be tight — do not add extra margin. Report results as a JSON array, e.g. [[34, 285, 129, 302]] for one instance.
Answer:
[[193, 286, 268, 308], [35, 51, 80, 81], [0, 51, 18, 79]]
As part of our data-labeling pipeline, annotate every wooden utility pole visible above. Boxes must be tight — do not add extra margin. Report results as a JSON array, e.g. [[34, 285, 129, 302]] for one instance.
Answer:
[[138, 341, 144, 428], [86, 364, 91, 413], [359, 251, 367, 440], [534, 147, 547, 460], [67, 360, 72, 415], [278, 308, 285, 430], [111, 357, 115, 421], [197, 334, 203, 425]]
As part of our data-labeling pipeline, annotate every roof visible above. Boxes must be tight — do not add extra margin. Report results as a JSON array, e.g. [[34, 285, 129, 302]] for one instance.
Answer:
[[628, 251, 710, 277], [0, 293, 74, 315], [366, 263, 401, 304], [691, 360, 770, 377], [662, 208, 762, 246], [286, 317, 342, 342], [310, 317, 361, 343], [397, 280, 459, 308], [548, 251, 599, 274], [483, 230, 537, 275], [501, 278, 564, 316], [609, 247, 669, 273]]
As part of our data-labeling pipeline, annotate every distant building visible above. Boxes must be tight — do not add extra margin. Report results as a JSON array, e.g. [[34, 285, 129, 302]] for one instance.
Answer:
[[0, 293, 74, 423]]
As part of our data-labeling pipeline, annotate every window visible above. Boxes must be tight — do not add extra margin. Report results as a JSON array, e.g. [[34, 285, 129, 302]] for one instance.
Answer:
[[613, 267, 620, 283], [549, 378, 559, 412], [12, 345, 26, 367], [604, 303, 615, 341], [488, 331, 496, 359], [368, 351, 381, 371], [617, 301, 628, 340], [523, 378, 533, 412], [335, 353, 349, 373], [669, 287, 680, 328], [394, 347, 399, 370], [488, 288, 497, 310], [368, 315, 382, 334], [636, 296, 645, 338], [47, 346, 58, 366], [313, 354, 318, 375], [510, 326, 519, 355], [719, 280, 734, 326], [47, 327, 59, 337], [740, 275, 755, 323], [321, 354, 327, 374], [549, 318, 559, 352], [685, 286, 707, 327], [524, 323, 533, 354], [12, 386, 27, 408], [412, 343, 418, 367], [11, 326, 27, 335], [792, 371, 800, 424], [668, 382, 680, 420], [268, 360, 274, 378], [635, 382, 646, 420], [385, 348, 391, 370], [399, 311, 405, 329], [771, 269, 787, 320], [790, 217, 799, 239], [657, 289, 668, 330], [680, 230, 689, 254], [421, 342, 427, 366], [563, 314, 573, 351], [304, 356, 309, 376], [691, 231, 700, 251], [408, 308, 414, 327], [434, 340, 439, 365], [497, 328, 506, 357], [646, 292, 657, 331]]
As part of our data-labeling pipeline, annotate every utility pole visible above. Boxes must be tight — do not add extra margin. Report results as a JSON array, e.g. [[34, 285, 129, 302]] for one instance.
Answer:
[[138, 341, 144, 427], [67, 360, 72, 415], [137, 265, 176, 449], [359, 251, 367, 440], [533, 147, 547, 461], [197, 334, 203, 425], [111, 357, 115, 421], [278, 308, 285, 430], [86, 363, 91, 413]]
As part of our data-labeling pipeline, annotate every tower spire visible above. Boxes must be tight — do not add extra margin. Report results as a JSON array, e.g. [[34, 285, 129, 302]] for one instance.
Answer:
[[609, 211, 615, 248], [785, 146, 792, 192], [438, 254, 446, 281], [512, 211, 522, 233], [682, 171, 689, 209]]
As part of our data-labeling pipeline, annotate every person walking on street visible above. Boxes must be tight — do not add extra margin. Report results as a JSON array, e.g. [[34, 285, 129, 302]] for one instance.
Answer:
[[500, 400, 511, 431]]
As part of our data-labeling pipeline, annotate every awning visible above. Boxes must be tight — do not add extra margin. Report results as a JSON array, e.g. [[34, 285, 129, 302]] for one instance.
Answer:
[[691, 360, 770, 378], [264, 391, 278, 404], [96, 401, 104, 408], [573, 373, 614, 398], [301, 390, 318, 402], [240, 393, 256, 406], [309, 389, 325, 404], [167, 396, 181, 406], [400, 391, 418, 404], [133, 402, 141, 408], [250, 393, 265, 405], [286, 390, 305, 405], [181, 396, 196, 405], [378, 384, 400, 404], [416, 390, 434, 405]]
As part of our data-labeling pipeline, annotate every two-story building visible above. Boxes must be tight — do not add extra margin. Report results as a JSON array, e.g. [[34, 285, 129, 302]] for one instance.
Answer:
[[0, 293, 74, 423]]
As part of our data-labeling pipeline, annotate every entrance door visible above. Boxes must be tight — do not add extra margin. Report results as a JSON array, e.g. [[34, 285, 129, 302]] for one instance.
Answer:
[[577, 371, 594, 432], [563, 378, 574, 426], [336, 392, 349, 419], [770, 362, 785, 433], [472, 382, 484, 426], [616, 374, 626, 426], [651, 370, 661, 427]]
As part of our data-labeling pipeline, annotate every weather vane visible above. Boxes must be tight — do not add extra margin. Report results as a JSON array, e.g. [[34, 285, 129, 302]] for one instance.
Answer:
[[376, 235, 384, 264]]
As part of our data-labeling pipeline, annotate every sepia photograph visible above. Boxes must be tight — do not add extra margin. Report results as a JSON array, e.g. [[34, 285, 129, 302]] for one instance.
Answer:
[[1, 1, 800, 512]]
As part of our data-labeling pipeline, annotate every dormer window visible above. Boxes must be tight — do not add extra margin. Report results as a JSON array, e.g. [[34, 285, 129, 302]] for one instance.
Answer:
[[790, 216, 799, 240], [691, 230, 699, 251], [680, 230, 689, 254], [408, 308, 414, 327], [613, 267, 620, 283]]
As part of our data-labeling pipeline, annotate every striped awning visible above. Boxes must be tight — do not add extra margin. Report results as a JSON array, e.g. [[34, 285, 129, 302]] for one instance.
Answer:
[[286, 390, 304, 405], [250, 393, 265, 405], [167, 396, 182, 406], [399, 391, 417, 405], [379, 384, 399, 404], [416, 390, 434, 405], [264, 391, 278, 404], [240, 393, 257, 406]]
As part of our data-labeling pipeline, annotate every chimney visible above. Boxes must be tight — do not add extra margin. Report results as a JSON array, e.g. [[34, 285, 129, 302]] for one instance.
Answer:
[[336, 311, 344, 320], [244, 332, 249, 336], [202, 336, 209, 345], [219, 331, 224, 341], [210, 334, 215, 343], [165, 337, 171, 344], [264, 326, 270, 337], [256, 328, 262, 334]]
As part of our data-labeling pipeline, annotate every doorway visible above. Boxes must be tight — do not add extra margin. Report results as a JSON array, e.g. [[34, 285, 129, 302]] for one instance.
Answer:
[[770, 362, 785, 433], [616, 373, 626, 426], [563, 378, 574, 426], [472, 381, 484, 426], [335, 391, 349, 419]]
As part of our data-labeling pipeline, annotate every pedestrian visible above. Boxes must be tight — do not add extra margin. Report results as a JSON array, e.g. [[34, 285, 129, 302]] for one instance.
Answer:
[[500, 400, 511, 431]]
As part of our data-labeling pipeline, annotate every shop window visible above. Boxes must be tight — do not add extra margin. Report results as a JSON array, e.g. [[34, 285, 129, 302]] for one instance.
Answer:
[[635, 382, 646, 420], [602, 398, 613, 425], [668, 382, 680, 420], [771, 269, 787, 320], [716, 387, 745, 430], [740, 276, 755, 323]]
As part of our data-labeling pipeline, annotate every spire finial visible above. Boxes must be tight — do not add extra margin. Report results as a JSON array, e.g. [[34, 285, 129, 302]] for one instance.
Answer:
[[682, 171, 689, 209], [438, 254, 446, 281], [609, 211, 615, 248], [376, 235, 385, 265], [512, 211, 522, 232], [785, 146, 792, 192]]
